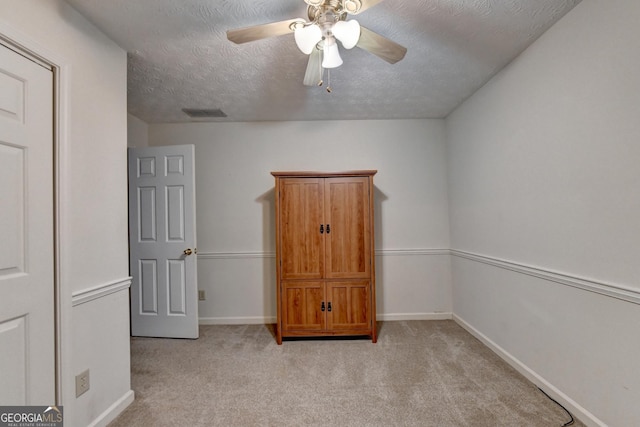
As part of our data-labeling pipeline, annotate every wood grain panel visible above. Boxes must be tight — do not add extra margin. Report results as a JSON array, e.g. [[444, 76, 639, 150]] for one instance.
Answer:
[[280, 179, 324, 279], [327, 281, 370, 331], [281, 281, 324, 332], [325, 177, 370, 279]]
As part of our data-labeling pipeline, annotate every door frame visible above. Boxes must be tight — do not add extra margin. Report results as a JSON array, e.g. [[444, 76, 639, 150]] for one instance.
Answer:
[[0, 22, 69, 406]]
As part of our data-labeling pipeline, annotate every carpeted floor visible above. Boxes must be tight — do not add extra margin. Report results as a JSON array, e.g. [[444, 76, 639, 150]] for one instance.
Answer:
[[109, 320, 584, 426]]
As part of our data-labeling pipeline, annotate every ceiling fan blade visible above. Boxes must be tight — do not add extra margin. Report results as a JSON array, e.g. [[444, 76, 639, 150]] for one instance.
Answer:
[[303, 48, 323, 86], [357, 26, 407, 64], [351, 0, 386, 15], [227, 18, 304, 44]]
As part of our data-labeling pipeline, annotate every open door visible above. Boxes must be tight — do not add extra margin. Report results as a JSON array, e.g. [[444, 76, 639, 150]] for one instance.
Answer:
[[0, 43, 55, 403], [128, 145, 198, 338]]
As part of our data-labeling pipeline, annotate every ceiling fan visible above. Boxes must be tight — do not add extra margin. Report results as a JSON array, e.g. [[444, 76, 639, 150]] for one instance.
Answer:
[[227, 0, 407, 88]]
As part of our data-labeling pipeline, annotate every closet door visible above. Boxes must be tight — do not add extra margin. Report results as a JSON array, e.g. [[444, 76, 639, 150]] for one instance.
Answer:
[[324, 177, 371, 279], [280, 178, 325, 280], [0, 42, 54, 404]]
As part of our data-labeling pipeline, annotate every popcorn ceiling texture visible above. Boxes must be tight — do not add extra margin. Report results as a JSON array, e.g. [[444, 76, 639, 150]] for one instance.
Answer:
[[65, 0, 581, 123]]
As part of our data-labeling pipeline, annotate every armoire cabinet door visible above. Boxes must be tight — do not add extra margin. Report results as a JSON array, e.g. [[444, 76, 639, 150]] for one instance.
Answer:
[[326, 281, 371, 331], [280, 178, 325, 280], [282, 281, 370, 333], [281, 281, 325, 332], [325, 177, 371, 279]]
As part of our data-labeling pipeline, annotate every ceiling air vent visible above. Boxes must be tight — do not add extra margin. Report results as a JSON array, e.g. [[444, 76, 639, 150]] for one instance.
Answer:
[[182, 108, 227, 118]]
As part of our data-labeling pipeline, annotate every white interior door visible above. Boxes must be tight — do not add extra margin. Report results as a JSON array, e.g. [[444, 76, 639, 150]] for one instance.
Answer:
[[128, 145, 198, 338], [0, 44, 55, 404]]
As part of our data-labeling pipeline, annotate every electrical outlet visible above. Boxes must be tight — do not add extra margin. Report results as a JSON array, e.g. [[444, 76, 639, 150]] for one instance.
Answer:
[[75, 369, 90, 397], [198, 290, 206, 301]]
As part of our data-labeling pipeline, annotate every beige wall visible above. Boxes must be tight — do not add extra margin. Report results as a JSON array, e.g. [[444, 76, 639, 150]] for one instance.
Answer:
[[0, 1, 132, 426], [149, 119, 453, 322], [127, 114, 148, 148], [446, 0, 640, 425]]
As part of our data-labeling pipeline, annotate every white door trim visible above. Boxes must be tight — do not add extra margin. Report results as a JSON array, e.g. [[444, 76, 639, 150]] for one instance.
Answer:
[[0, 20, 70, 406]]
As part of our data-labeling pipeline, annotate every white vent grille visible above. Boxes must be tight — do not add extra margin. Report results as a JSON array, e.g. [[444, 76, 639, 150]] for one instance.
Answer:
[[182, 108, 227, 118]]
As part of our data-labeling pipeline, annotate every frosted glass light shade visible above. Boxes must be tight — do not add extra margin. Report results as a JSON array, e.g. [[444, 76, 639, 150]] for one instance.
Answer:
[[322, 38, 343, 68], [294, 24, 322, 55], [333, 19, 361, 50]]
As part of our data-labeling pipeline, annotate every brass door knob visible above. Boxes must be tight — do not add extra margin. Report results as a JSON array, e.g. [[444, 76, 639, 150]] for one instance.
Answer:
[[184, 248, 194, 256]]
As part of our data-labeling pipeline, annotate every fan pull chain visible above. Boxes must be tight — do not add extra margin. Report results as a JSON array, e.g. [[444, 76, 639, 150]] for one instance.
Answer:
[[317, 53, 323, 87], [326, 69, 332, 93]]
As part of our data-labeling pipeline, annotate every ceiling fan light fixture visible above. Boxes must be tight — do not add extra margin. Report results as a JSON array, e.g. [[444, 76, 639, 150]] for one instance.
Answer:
[[343, 0, 362, 14], [332, 19, 361, 49], [321, 37, 343, 68], [294, 24, 323, 54]]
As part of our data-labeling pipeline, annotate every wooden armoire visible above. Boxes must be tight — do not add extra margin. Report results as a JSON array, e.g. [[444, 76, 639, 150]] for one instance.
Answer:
[[271, 171, 377, 344]]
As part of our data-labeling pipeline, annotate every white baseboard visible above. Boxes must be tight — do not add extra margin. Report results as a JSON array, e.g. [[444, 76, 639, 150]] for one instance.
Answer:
[[199, 313, 452, 325], [452, 315, 604, 427], [87, 389, 134, 427], [197, 249, 451, 259], [199, 316, 277, 325], [377, 312, 452, 321]]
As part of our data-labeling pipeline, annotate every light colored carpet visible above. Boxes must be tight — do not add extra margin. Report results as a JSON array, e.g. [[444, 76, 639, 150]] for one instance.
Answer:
[[109, 320, 583, 426]]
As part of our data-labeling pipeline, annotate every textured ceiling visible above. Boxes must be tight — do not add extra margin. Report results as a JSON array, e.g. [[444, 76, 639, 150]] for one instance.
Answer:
[[64, 0, 581, 123]]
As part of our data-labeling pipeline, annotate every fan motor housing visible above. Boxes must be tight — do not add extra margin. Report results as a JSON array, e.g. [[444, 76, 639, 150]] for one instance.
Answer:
[[307, 2, 349, 22]]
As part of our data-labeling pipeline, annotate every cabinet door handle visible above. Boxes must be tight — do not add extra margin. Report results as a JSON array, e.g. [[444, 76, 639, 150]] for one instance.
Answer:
[[328, 302, 332, 312], [321, 301, 325, 312], [326, 224, 330, 234], [320, 224, 324, 234]]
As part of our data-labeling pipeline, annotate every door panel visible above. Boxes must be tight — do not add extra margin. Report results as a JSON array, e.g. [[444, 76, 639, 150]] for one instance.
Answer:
[[128, 145, 198, 338], [167, 259, 186, 315], [327, 281, 371, 331], [281, 281, 325, 331], [139, 259, 158, 314], [0, 316, 27, 403], [166, 185, 185, 241], [138, 187, 157, 241], [0, 44, 54, 404], [0, 143, 24, 275], [325, 177, 371, 279], [280, 179, 324, 280]]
